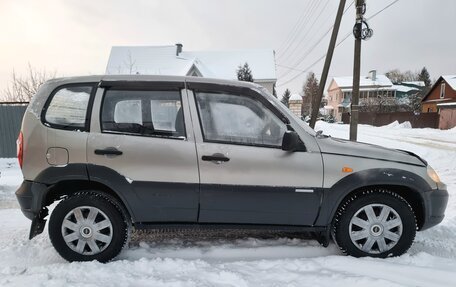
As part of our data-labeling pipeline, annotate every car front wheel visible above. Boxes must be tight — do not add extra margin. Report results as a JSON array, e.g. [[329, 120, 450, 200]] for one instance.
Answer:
[[333, 189, 417, 258]]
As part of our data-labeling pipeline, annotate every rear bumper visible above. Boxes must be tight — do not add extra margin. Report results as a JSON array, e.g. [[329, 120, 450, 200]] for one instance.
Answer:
[[420, 186, 449, 230], [15, 180, 48, 220]]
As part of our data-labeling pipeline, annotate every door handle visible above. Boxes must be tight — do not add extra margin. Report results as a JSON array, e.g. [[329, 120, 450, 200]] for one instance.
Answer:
[[202, 153, 230, 163], [94, 147, 123, 156]]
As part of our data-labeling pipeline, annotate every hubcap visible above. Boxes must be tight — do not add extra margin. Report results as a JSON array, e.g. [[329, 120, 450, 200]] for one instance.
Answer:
[[349, 204, 403, 254], [61, 206, 113, 255]]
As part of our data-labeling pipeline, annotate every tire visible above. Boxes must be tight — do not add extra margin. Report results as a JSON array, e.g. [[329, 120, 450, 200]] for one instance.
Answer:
[[49, 191, 130, 262], [332, 189, 416, 258]]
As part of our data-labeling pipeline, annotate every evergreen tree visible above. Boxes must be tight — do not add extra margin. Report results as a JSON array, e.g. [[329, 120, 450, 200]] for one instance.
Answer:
[[272, 84, 277, 98], [417, 67, 432, 87], [302, 72, 319, 116], [236, 62, 254, 82], [281, 89, 291, 107]]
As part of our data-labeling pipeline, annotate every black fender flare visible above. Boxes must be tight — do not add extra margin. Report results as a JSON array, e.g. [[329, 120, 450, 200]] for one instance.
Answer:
[[86, 164, 139, 221], [314, 168, 432, 226], [35, 163, 89, 184], [34, 163, 139, 222]]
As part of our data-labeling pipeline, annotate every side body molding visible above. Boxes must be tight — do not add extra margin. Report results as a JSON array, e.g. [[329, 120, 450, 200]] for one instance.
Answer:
[[314, 168, 433, 226]]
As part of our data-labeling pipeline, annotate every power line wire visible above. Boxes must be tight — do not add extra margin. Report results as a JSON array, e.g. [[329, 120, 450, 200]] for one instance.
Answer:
[[277, 0, 331, 64], [277, 0, 354, 78], [277, 32, 352, 87], [277, 0, 400, 87], [276, 0, 320, 56]]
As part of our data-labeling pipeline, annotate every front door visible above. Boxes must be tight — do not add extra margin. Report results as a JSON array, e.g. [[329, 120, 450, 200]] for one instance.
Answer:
[[187, 86, 324, 226], [87, 82, 199, 223]]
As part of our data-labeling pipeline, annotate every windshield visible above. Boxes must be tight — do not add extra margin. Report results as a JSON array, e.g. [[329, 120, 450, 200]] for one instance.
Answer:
[[255, 86, 317, 136]]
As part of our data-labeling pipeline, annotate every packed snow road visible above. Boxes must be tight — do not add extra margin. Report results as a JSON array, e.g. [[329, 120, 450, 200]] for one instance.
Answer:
[[0, 122, 455, 287]]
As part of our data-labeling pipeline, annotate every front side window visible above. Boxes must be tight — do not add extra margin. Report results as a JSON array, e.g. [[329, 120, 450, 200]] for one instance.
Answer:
[[44, 85, 93, 130], [101, 90, 185, 138], [195, 92, 287, 147]]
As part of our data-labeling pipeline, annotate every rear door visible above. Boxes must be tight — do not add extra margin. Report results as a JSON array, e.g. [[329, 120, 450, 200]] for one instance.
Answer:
[[186, 83, 324, 226], [87, 81, 199, 223]]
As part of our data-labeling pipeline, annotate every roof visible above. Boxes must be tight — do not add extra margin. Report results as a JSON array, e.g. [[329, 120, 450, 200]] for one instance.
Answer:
[[442, 75, 456, 90], [392, 84, 420, 93], [331, 74, 392, 89], [289, 93, 302, 101], [105, 46, 276, 81], [402, 81, 425, 87], [422, 75, 456, 102], [340, 87, 394, 92], [44, 74, 264, 91], [437, 102, 456, 107]]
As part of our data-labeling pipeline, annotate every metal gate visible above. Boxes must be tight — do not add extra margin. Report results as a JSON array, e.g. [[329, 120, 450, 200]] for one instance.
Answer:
[[0, 103, 28, 158]]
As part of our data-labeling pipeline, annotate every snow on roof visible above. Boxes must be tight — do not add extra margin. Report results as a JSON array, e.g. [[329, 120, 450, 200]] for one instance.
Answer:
[[437, 102, 456, 107], [442, 75, 456, 90], [332, 74, 392, 88], [106, 46, 184, 75], [105, 46, 276, 81], [289, 93, 302, 101], [392, 84, 420, 93], [180, 49, 276, 80], [402, 81, 425, 87], [340, 87, 394, 92]]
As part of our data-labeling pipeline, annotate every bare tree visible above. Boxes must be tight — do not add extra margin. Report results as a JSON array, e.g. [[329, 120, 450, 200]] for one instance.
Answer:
[[124, 50, 137, 75], [359, 90, 399, 113], [385, 69, 418, 83], [1, 64, 56, 102]]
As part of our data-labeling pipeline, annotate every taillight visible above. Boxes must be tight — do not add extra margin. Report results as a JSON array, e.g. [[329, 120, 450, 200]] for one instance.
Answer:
[[17, 131, 23, 169]]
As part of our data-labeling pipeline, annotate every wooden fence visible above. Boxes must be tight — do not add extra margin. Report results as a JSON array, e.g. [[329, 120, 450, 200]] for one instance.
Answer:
[[341, 112, 440, 129]]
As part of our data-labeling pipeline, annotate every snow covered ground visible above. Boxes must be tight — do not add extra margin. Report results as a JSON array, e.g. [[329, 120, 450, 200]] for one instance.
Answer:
[[0, 122, 455, 286]]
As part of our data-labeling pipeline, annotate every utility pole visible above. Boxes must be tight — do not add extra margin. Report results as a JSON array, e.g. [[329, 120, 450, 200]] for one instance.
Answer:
[[349, 0, 372, 141], [309, 0, 347, 129]]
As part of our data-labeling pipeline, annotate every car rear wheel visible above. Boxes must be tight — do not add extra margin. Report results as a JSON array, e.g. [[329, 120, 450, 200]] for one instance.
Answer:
[[49, 191, 130, 262], [332, 189, 416, 258]]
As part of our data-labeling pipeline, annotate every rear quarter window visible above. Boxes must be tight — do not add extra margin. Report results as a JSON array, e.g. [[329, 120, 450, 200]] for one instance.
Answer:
[[43, 85, 95, 131]]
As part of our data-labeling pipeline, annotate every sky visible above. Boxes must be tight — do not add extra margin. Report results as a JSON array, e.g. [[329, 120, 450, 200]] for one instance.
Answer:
[[0, 0, 455, 97]]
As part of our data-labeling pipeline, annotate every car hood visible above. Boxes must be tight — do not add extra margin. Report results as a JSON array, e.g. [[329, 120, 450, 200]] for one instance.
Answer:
[[316, 136, 426, 166]]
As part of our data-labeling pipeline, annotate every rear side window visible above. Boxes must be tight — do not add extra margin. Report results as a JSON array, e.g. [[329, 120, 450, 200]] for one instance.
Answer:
[[101, 90, 185, 138], [44, 85, 94, 131]]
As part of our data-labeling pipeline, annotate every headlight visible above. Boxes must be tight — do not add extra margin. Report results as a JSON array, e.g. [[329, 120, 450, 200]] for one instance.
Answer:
[[427, 165, 441, 183]]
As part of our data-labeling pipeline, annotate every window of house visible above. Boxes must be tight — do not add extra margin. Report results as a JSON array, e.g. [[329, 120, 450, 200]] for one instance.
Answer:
[[440, 83, 445, 99], [101, 90, 185, 138], [195, 92, 287, 147], [44, 85, 94, 131]]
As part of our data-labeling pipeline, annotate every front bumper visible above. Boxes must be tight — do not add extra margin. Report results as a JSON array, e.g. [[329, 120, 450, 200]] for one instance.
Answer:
[[420, 185, 449, 230], [15, 180, 48, 220]]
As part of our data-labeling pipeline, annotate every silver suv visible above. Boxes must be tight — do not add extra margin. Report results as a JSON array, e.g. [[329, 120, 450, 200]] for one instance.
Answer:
[[15, 75, 448, 262]]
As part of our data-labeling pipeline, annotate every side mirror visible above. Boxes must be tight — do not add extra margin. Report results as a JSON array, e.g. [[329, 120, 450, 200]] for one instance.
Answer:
[[282, 131, 300, 152]]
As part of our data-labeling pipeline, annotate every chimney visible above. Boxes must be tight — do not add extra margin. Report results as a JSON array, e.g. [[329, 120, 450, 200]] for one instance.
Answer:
[[368, 70, 377, 81], [176, 43, 183, 56]]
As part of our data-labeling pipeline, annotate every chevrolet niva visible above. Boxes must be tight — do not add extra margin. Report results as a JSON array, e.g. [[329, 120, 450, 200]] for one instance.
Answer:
[[15, 75, 448, 262]]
